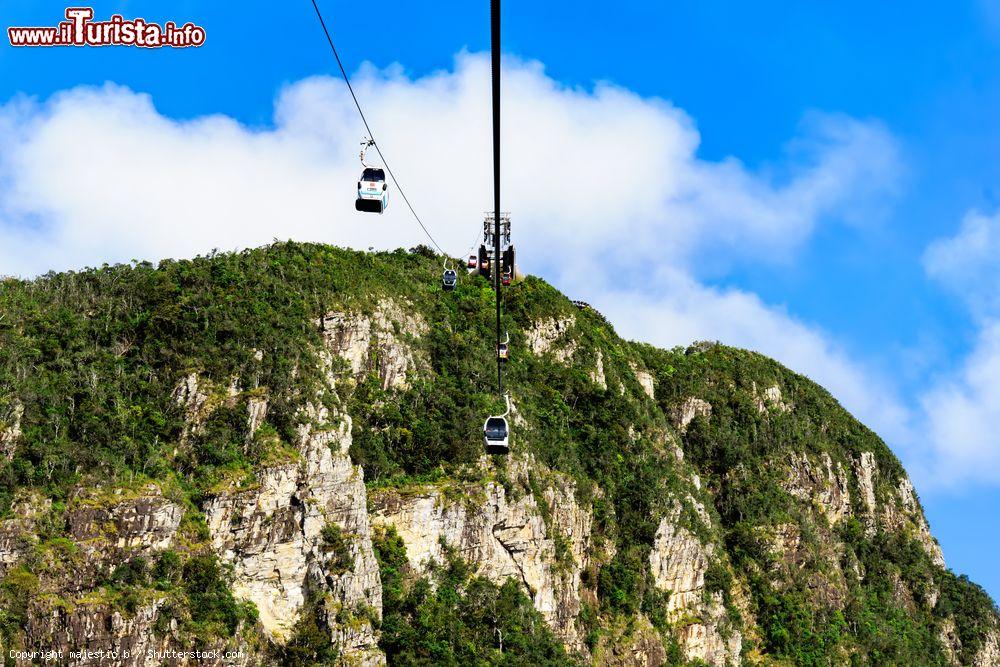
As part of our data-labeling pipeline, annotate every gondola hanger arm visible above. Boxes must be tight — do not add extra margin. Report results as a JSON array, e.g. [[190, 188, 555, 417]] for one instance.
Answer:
[[359, 137, 376, 169]]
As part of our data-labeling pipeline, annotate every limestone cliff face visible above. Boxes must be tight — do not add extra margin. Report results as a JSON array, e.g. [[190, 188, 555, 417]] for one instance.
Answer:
[[204, 411, 383, 665], [318, 300, 428, 392], [369, 453, 596, 654], [648, 502, 741, 665], [670, 397, 712, 434], [0, 320, 962, 667], [973, 625, 1000, 667], [1, 486, 261, 666], [526, 315, 577, 363], [0, 494, 48, 578], [0, 400, 23, 460], [775, 444, 943, 569], [68, 488, 184, 555], [592, 616, 667, 667]]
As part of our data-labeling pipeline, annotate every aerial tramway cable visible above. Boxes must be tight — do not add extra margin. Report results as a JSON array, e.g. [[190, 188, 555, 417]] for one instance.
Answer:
[[310, 0, 511, 434], [491, 0, 503, 396], [308, 0, 451, 258]]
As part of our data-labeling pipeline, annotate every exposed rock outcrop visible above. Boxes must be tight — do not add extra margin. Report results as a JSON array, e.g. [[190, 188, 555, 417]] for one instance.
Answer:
[[974, 626, 1000, 667], [246, 394, 268, 440], [591, 350, 607, 390], [939, 617, 961, 665], [0, 400, 23, 460], [0, 492, 49, 577], [370, 455, 594, 653], [648, 502, 741, 665], [670, 397, 712, 433], [853, 451, 944, 566], [887, 477, 945, 567], [22, 599, 260, 667], [172, 373, 210, 442], [318, 300, 428, 391], [784, 452, 852, 525], [67, 487, 183, 557], [1, 485, 261, 666], [526, 316, 576, 363], [24, 599, 165, 667], [753, 383, 792, 414], [854, 451, 879, 517], [593, 615, 667, 666], [632, 364, 656, 399], [204, 412, 383, 664]]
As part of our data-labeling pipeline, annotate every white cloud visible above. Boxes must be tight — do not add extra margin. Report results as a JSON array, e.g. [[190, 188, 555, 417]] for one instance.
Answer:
[[912, 212, 1000, 487], [0, 53, 898, 279], [0, 52, 917, 483], [924, 210, 1000, 317], [917, 321, 1000, 485]]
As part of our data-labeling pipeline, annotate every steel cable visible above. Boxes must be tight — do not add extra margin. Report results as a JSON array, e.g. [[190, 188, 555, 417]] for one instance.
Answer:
[[309, 0, 452, 259]]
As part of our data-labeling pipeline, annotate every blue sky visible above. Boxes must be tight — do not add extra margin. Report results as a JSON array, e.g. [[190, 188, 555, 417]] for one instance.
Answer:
[[3, 1, 1000, 600]]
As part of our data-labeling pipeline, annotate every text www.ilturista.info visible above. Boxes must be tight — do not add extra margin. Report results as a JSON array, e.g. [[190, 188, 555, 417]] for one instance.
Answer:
[[8, 8, 206, 48]]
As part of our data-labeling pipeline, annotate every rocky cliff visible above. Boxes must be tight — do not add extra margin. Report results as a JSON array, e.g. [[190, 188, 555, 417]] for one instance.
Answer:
[[0, 243, 996, 666]]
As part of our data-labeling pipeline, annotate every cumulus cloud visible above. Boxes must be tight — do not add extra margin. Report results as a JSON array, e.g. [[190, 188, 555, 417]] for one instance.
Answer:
[[0, 51, 917, 480], [918, 321, 1000, 485], [0, 52, 898, 278], [924, 210, 1000, 316], [912, 211, 1000, 486]]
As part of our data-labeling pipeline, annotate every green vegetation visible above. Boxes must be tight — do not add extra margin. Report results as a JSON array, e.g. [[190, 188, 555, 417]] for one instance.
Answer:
[[276, 593, 341, 666], [97, 550, 257, 638], [0, 567, 39, 639], [374, 526, 575, 665], [0, 241, 996, 663], [181, 553, 258, 637], [321, 522, 355, 573]]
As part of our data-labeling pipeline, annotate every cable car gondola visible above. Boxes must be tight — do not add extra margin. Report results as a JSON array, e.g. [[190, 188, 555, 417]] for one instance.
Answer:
[[500, 269, 512, 286], [355, 138, 389, 214], [483, 416, 509, 454], [356, 168, 388, 213], [483, 394, 511, 455], [467, 255, 478, 270], [497, 331, 509, 362], [442, 269, 457, 291]]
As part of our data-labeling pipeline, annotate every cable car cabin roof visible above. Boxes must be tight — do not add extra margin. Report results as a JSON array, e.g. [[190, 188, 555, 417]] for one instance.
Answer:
[[361, 168, 385, 181]]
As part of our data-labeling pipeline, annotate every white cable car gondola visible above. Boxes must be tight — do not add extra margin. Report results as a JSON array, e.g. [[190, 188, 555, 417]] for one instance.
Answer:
[[355, 138, 389, 214], [483, 394, 511, 454]]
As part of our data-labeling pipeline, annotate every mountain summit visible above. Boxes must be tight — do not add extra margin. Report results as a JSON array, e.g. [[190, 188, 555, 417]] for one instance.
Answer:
[[0, 242, 996, 666]]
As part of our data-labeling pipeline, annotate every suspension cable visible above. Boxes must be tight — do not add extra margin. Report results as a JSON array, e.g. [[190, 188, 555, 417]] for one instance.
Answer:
[[491, 0, 503, 396], [308, 0, 452, 259], [466, 229, 482, 261]]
